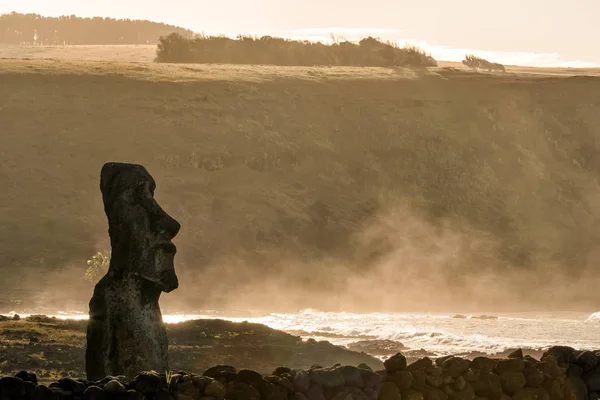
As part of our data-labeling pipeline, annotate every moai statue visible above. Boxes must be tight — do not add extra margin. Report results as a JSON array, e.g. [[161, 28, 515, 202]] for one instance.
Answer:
[[85, 162, 180, 381]]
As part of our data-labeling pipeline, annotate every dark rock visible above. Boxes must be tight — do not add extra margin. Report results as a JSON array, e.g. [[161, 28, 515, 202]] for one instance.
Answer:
[[449, 385, 475, 400], [524, 366, 545, 388], [310, 368, 345, 389], [127, 390, 144, 400], [359, 370, 381, 389], [274, 377, 294, 394], [583, 366, 600, 392], [575, 352, 598, 372], [204, 366, 237, 380], [191, 375, 214, 393], [542, 347, 577, 366], [58, 378, 86, 395], [132, 372, 167, 394], [293, 371, 311, 393], [204, 381, 226, 398], [513, 388, 550, 400], [378, 382, 401, 400], [364, 388, 377, 400], [441, 358, 471, 378], [358, 364, 373, 372], [295, 393, 311, 400], [403, 390, 425, 400], [411, 370, 428, 391], [470, 358, 498, 374], [496, 359, 525, 375], [238, 370, 263, 387], [589, 393, 600, 400], [330, 387, 369, 400], [336, 366, 364, 388], [543, 378, 565, 400], [451, 378, 467, 393], [307, 384, 326, 400], [471, 372, 502, 400], [388, 371, 413, 391], [104, 381, 127, 393], [84, 386, 106, 400], [221, 372, 238, 382], [425, 374, 443, 389], [258, 383, 288, 400], [499, 372, 526, 395], [421, 385, 449, 400], [408, 359, 434, 372], [565, 376, 587, 400], [509, 349, 525, 360], [539, 358, 566, 380], [36, 385, 55, 400], [462, 370, 477, 384], [23, 381, 38, 400], [86, 163, 181, 380], [16, 371, 38, 385], [384, 354, 407, 373], [225, 382, 260, 400], [273, 368, 292, 378], [569, 364, 584, 378], [435, 357, 454, 367]]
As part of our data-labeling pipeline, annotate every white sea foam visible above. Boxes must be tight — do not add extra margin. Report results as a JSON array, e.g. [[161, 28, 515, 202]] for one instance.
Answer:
[[3, 310, 600, 356]]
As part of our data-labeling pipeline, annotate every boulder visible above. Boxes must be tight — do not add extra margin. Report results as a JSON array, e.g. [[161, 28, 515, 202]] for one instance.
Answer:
[[0, 377, 26, 399], [104, 380, 127, 393], [238, 370, 264, 387], [296, 393, 311, 400], [470, 372, 502, 400], [204, 381, 226, 398], [441, 358, 470, 379], [132, 371, 167, 394], [582, 366, 600, 392], [385, 354, 408, 374], [37, 385, 55, 400], [330, 387, 369, 400], [509, 349, 525, 360], [542, 378, 565, 400], [191, 376, 215, 393], [360, 370, 382, 389], [499, 372, 526, 396], [23, 381, 38, 400], [542, 347, 577, 366], [388, 371, 413, 391], [337, 366, 364, 388], [84, 386, 105, 400], [294, 371, 312, 393], [273, 368, 292, 377], [310, 368, 345, 389], [421, 385, 449, 400], [307, 384, 327, 400], [452, 378, 467, 392], [575, 352, 598, 372], [402, 390, 424, 400], [470, 358, 498, 374], [513, 388, 550, 400], [496, 359, 525, 375], [226, 382, 261, 400], [15, 371, 38, 385], [408, 359, 434, 372], [204, 366, 237, 380], [378, 382, 402, 400], [411, 371, 427, 391], [564, 376, 587, 400], [449, 385, 475, 400], [524, 366, 545, 388]]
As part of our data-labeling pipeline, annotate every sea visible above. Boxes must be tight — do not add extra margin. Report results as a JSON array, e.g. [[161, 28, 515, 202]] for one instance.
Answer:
[[2, 309, 600, 358]]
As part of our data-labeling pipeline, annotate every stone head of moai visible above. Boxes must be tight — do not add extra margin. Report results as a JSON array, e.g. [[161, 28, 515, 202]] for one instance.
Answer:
[[86, 162, 180, 381], [100, 162, 180, 292]]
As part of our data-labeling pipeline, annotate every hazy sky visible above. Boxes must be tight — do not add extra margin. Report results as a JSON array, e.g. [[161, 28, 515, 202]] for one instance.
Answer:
[[1, 0, 599, 67]]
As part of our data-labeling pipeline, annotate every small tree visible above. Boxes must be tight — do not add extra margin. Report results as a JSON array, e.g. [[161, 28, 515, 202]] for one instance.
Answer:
[[85, 251, 111, 282]]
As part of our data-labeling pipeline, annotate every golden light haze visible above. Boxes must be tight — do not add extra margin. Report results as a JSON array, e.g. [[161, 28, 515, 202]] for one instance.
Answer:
[[1, 0, 599, 67]]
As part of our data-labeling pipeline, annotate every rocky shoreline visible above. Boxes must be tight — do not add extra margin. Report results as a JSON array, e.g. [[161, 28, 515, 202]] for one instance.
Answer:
[[2, 346, 600, 400]]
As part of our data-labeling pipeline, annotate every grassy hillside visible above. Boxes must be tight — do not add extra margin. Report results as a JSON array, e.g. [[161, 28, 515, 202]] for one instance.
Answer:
[[1, 59, 600, 313]]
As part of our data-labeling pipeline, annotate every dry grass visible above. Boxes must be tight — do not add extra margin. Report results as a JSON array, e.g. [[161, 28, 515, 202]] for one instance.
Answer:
[[1, 49, 600, 313]]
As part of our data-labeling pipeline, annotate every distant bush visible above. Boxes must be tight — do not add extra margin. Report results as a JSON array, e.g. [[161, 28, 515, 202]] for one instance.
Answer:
[[155, 33, 438, 67], [462, 54, 506, 72]]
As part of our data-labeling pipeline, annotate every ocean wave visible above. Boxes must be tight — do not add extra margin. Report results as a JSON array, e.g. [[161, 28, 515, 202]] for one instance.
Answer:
[[586, 312, 600, 321]]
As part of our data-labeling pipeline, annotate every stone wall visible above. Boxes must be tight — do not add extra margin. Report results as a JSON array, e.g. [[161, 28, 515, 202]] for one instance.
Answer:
[[1, 346, 599, 400]]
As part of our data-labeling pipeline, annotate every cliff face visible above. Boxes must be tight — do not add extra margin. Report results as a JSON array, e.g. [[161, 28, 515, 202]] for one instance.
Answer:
[[1, 61, 600, 311]]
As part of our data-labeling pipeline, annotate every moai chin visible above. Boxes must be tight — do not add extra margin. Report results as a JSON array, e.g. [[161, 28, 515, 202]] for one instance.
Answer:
[[85, 162, 180, 381]]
